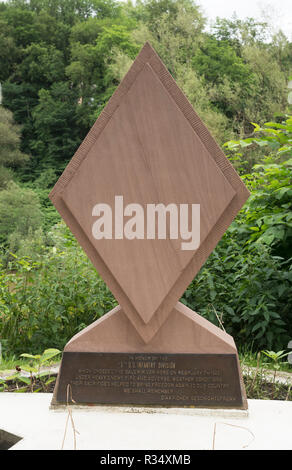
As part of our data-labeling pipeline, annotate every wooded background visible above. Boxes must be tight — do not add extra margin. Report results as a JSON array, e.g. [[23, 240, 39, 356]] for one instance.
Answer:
[[0, 0, 291, 356]]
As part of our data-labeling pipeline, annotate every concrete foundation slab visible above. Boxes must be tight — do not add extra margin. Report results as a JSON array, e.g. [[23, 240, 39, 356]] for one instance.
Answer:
[[0, 393, 291, 450]]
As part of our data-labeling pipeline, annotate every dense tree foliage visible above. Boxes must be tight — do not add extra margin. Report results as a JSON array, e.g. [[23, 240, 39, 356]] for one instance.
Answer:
[[0, 0, 292, 354], [1, 0, 290, 178], [0, 107, 28, 188]]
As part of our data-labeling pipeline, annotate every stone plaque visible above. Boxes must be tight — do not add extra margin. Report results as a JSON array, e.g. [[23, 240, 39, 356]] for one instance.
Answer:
[[50, 42, 249, 409], [56, 353, 243, 408]]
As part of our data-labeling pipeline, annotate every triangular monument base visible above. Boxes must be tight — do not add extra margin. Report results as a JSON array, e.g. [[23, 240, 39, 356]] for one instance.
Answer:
[[51, 303, 247, 409]]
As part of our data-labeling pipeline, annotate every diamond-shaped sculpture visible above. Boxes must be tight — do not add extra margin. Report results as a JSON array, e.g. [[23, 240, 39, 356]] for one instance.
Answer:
[[50, 43, 250, 409]]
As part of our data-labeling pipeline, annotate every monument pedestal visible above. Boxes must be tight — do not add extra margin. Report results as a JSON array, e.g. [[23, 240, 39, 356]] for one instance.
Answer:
[[51, 302, 247, 409]]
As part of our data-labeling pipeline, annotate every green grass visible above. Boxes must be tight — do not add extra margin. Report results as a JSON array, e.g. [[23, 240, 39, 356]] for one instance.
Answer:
[[238, 346, 292, 373], [0, 354, 60, 373]]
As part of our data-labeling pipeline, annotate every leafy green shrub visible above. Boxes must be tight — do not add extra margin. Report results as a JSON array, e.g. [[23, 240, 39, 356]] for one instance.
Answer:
[[187, 114, 291, 350], [240, 157, 292, 259], [0, 223, 117, 355], [0, 348, 61, 393], [225, 115, 292, 259], [1, 218, 291, 354], [25, 169, 61, 232], [0, 107, 29, 189], [0, 182, 43, 247], [181, 232, 292, 351]]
